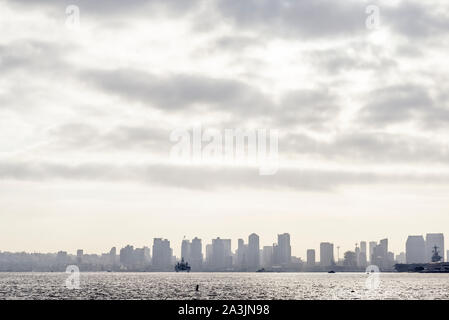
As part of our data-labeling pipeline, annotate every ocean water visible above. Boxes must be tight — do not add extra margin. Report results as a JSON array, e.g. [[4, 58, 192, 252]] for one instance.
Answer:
[[1, 272, 449, 300]]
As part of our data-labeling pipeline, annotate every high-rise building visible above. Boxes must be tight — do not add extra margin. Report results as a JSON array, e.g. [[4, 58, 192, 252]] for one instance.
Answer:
[[379, 239, 388, 260], [355, 245, 360, 266], [120, 245, 135, 269], [109, 247, 117, 266], [320, 242, 334, 267], [272, 243, 280, 266], [152, 238, 172, 271], [206, 244, 213, 266], [358, 242, 367, 267], [425, 233, 444, 262], [211, 237, 232, 270], [370, 238, 389, 269], [190, 237, 203, 271], [360, 242, 367, 255], [307, 249, 316, 267], [277, 233, 292, 266], [396, 252, 406, 264], [406, 235, 426, 264], [134, 247, 151, 268], [247, 233, 260, 271], [237, 239, 247, 269], [369, 241, 377, 263], [262, 246, 273, 268], [181, 239, 191, 262]]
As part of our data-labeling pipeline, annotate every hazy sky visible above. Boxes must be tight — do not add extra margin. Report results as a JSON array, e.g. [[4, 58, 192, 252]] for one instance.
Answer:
[[1, 0, 449, 259]]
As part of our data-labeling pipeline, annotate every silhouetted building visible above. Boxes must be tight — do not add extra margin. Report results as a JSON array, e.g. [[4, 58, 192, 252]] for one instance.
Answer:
[[247, 233, 260, 271], [307, 249, 315, 267], [152, 238, 172, 271], [320, 242, 334, 267], [181, 239, 191, 262], [406, 235, 426, 264], [262, 246, 273, 268], [359, 241, 367, 267], [190, 237, 203, 271], [76, 249, 83, 264], [396, 252, 406, 264], [369, 241, 377, 263], [277, 233, 291, 266], [211, 237, 232, 270], [120, 245, 135, 269], [206, 244, 213, 266], [237, 239, 247, 269]]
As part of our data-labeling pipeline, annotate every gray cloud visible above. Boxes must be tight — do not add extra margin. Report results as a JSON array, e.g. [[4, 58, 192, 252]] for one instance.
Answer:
[[277, 89, 340, 128], [285, 131, 449, 164], [83, 69, 273, 115], [0, 40, 69, 74], [215, 0, 368, 39], [47, 123, 172, 153], [358, 84, 449, 128], [83, 68, 341, 129], [9, 0, 201, 17], [1, 160, 449, 191], [385, 2, 449, 39]]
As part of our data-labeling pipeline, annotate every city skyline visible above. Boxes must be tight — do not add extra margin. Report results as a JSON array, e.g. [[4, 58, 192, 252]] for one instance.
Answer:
[[2, 0, 449, 271], [2, 231, 446, 268]]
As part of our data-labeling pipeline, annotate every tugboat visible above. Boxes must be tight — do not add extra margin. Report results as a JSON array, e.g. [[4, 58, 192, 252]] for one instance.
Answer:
[[175, 258, 191, 272]]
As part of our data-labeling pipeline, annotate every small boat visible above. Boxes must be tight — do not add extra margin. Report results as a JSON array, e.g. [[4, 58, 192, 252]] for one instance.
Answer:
[[256, 268, 266, 272], [175, 258, 191, 272], [328, 270, 336, 273]]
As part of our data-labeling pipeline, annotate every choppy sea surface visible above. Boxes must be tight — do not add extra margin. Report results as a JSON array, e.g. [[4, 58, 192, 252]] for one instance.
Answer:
[[1, 272, 449, 300]]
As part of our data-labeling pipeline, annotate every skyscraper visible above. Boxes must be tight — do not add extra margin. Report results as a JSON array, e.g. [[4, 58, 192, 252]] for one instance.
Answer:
[[247, 233, 260, 271], [152, 238, 172, 271], [396, 252, 406, 264], [360, 242, 367, 255], [277, 233, 291, 266], [359, 241, 367, 267], [205, 244, 213, 267], [307, 249, 315, 267], [425, 233, 444, 262], [181, 239, 191, 262], [211, 237, 232, 270], [120, 245, 135, 269], [406, 235, 426, 264], [262, 246, 273, 268], [76, 249, 83, 264], [190, 237, 203, 271], [320, 242, 334, 267], [369, 241, 377, 263], [237, 239, 247, 269]]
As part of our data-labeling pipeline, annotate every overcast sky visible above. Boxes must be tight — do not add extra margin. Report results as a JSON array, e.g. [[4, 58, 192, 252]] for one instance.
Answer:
[[1, 0, 449, 259]]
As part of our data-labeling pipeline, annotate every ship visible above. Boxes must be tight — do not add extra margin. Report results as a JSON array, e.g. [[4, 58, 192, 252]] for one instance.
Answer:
[[395, 245, 449, 273], [174, 258, 191, 272]]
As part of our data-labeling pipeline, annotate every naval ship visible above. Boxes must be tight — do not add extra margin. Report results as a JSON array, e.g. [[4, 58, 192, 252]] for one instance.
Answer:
[[174, 258, 191, 272], [395, 246, 449, 273]]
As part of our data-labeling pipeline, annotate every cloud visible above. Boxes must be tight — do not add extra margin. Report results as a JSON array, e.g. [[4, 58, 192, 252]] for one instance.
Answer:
[[48, 123, 171, 153], [214, 0, 368, 39], [1, 160, 449, 191], [8, 0, 202, 17], [83, 69, 273, 114], [358, 84, 449, 128], [384, 1, 449, 39], [285, 131, 449, 164], [277, 89, 340, 128]]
